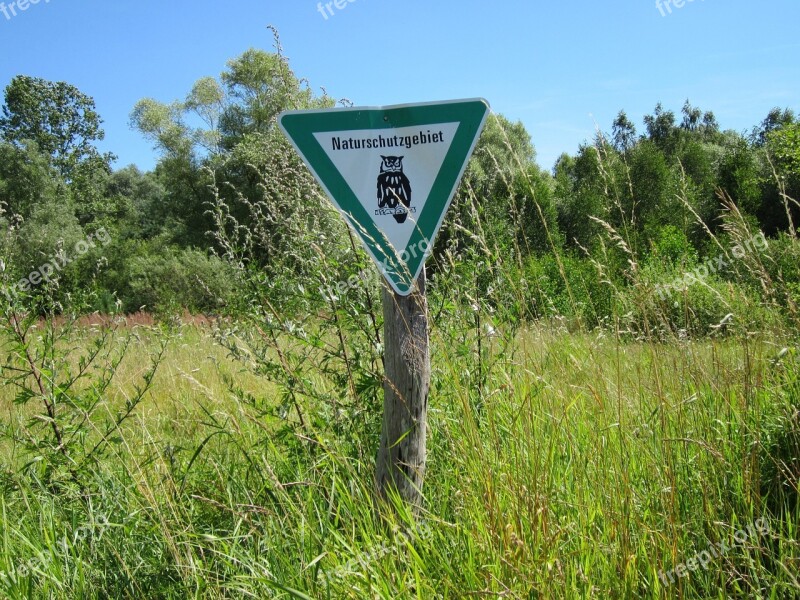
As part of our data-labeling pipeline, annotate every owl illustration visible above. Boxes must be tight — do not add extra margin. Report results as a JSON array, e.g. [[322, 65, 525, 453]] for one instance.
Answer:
[[377, 156, 412, 224]]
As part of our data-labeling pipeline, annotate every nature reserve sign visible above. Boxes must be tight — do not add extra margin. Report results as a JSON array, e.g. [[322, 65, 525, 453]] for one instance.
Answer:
[[279, 98, 490, 294]]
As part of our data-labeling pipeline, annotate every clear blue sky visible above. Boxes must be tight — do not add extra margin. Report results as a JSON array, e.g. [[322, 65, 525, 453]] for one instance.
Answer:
[[1, 0, 798, 172]]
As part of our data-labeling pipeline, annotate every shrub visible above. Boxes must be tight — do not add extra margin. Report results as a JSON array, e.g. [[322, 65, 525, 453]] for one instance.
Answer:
[[121, 244, 236, 314]]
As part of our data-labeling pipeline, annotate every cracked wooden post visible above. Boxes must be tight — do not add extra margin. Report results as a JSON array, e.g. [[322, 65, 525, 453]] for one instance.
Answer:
[[376, 268, 430, 512]]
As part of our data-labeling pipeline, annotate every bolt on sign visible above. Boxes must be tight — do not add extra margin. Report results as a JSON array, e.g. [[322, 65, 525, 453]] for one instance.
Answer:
[[279, 98, 490, 295]]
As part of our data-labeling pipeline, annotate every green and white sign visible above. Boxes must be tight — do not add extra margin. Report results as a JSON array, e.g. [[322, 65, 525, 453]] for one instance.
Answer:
[[279, 98, 490, 295]]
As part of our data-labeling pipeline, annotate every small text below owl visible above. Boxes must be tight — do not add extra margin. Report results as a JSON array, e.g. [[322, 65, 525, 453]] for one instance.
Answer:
[[317, 0, 358, 20]]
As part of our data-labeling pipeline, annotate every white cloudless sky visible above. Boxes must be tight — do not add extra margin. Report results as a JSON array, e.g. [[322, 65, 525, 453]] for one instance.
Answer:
[[0, 0, 798, 172]]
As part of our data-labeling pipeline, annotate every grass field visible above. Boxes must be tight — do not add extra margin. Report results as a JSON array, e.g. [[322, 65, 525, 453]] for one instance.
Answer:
[[0, 317, 797, 599]]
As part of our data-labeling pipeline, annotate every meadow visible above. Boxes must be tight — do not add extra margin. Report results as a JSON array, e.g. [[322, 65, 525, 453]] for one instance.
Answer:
[[0, 313, 797, 598]]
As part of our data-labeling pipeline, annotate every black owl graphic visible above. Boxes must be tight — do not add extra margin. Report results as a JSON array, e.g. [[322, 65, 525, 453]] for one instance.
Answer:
[[377, 156, 412, 224]]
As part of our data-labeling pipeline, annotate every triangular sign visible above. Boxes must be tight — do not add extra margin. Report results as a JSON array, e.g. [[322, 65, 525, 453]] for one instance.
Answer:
[[279, 98, 490, 296]]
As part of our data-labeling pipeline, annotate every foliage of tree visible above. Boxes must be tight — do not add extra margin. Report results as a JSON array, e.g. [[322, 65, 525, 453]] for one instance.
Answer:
[[0, 75, 114, 180], [0, 140, 59, 220]]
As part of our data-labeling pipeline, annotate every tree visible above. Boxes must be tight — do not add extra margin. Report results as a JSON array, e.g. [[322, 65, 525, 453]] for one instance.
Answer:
[[185, 77, 226, 156], [768, 121, 800, 177], [437, 114, 538, 258], [681, 100, 719, 140], [0, 140, 60, 219], [509, 164, 560, 255], [752, 107, 795, 146], [129, 97, 213, 247], [629, 139, 685, 239], [104, 166, 167, 240], [131, 37, 335, 249], [643, 103, 678, 154], [763, 120, 800, 233], [219, 48, 317, 147], [612, 111, 637, 153], [129, 98, 193, 159], [681, 99, 703, 131], [0, 76, 114, 179], [718, 137, 761, 217], [463, 113, 536, 198]]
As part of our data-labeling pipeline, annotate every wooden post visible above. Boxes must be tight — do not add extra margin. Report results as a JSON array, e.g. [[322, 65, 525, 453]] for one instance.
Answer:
[[376, 268, 430, 511]]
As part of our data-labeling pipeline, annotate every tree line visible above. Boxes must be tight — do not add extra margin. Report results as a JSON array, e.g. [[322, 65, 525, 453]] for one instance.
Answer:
[[1, 42, 798, 333]]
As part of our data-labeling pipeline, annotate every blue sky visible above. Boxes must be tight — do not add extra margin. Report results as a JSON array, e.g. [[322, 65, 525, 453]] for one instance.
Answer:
[[0, 0, 798, 173]]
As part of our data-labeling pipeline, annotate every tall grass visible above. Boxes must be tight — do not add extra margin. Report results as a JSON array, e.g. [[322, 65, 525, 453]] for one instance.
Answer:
[[0, 322, 797, 598]]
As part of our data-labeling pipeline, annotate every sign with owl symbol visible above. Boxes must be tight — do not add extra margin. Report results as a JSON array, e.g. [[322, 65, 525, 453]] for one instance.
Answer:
[[278, 98, 490, 295], [377, 156, 414, 224]]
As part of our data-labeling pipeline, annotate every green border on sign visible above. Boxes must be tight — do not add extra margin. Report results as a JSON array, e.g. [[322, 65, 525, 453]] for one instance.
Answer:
[[279, 98, 489, 295]]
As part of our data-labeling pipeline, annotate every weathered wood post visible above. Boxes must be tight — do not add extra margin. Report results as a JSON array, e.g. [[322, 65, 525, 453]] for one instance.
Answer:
[[376, 269, 430, 510]]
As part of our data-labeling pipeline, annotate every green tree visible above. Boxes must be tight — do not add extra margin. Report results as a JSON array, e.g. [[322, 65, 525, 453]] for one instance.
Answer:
[[752, 107, 795, 146], [628, 139, 675, 236], [437, 114, 539, 259], [185, 77, 226, 156], [131, 37, 334, 250], [718, 136, 761, 217], [129, 96, 212, 247], [0, 76, 117, 231], [509, 164, 560, 255], [554, 147, 606, 250], [763, 119, 800, 233], [768, 121, 800, 177], [0, 140, 60, 219], [643, 103, 679, 155], [219, 48, 324, 147], [680, 100, 720, 142], [0, 76, 114, 179], [612, 110, 637, 153], [104, 165, 168, 240]]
